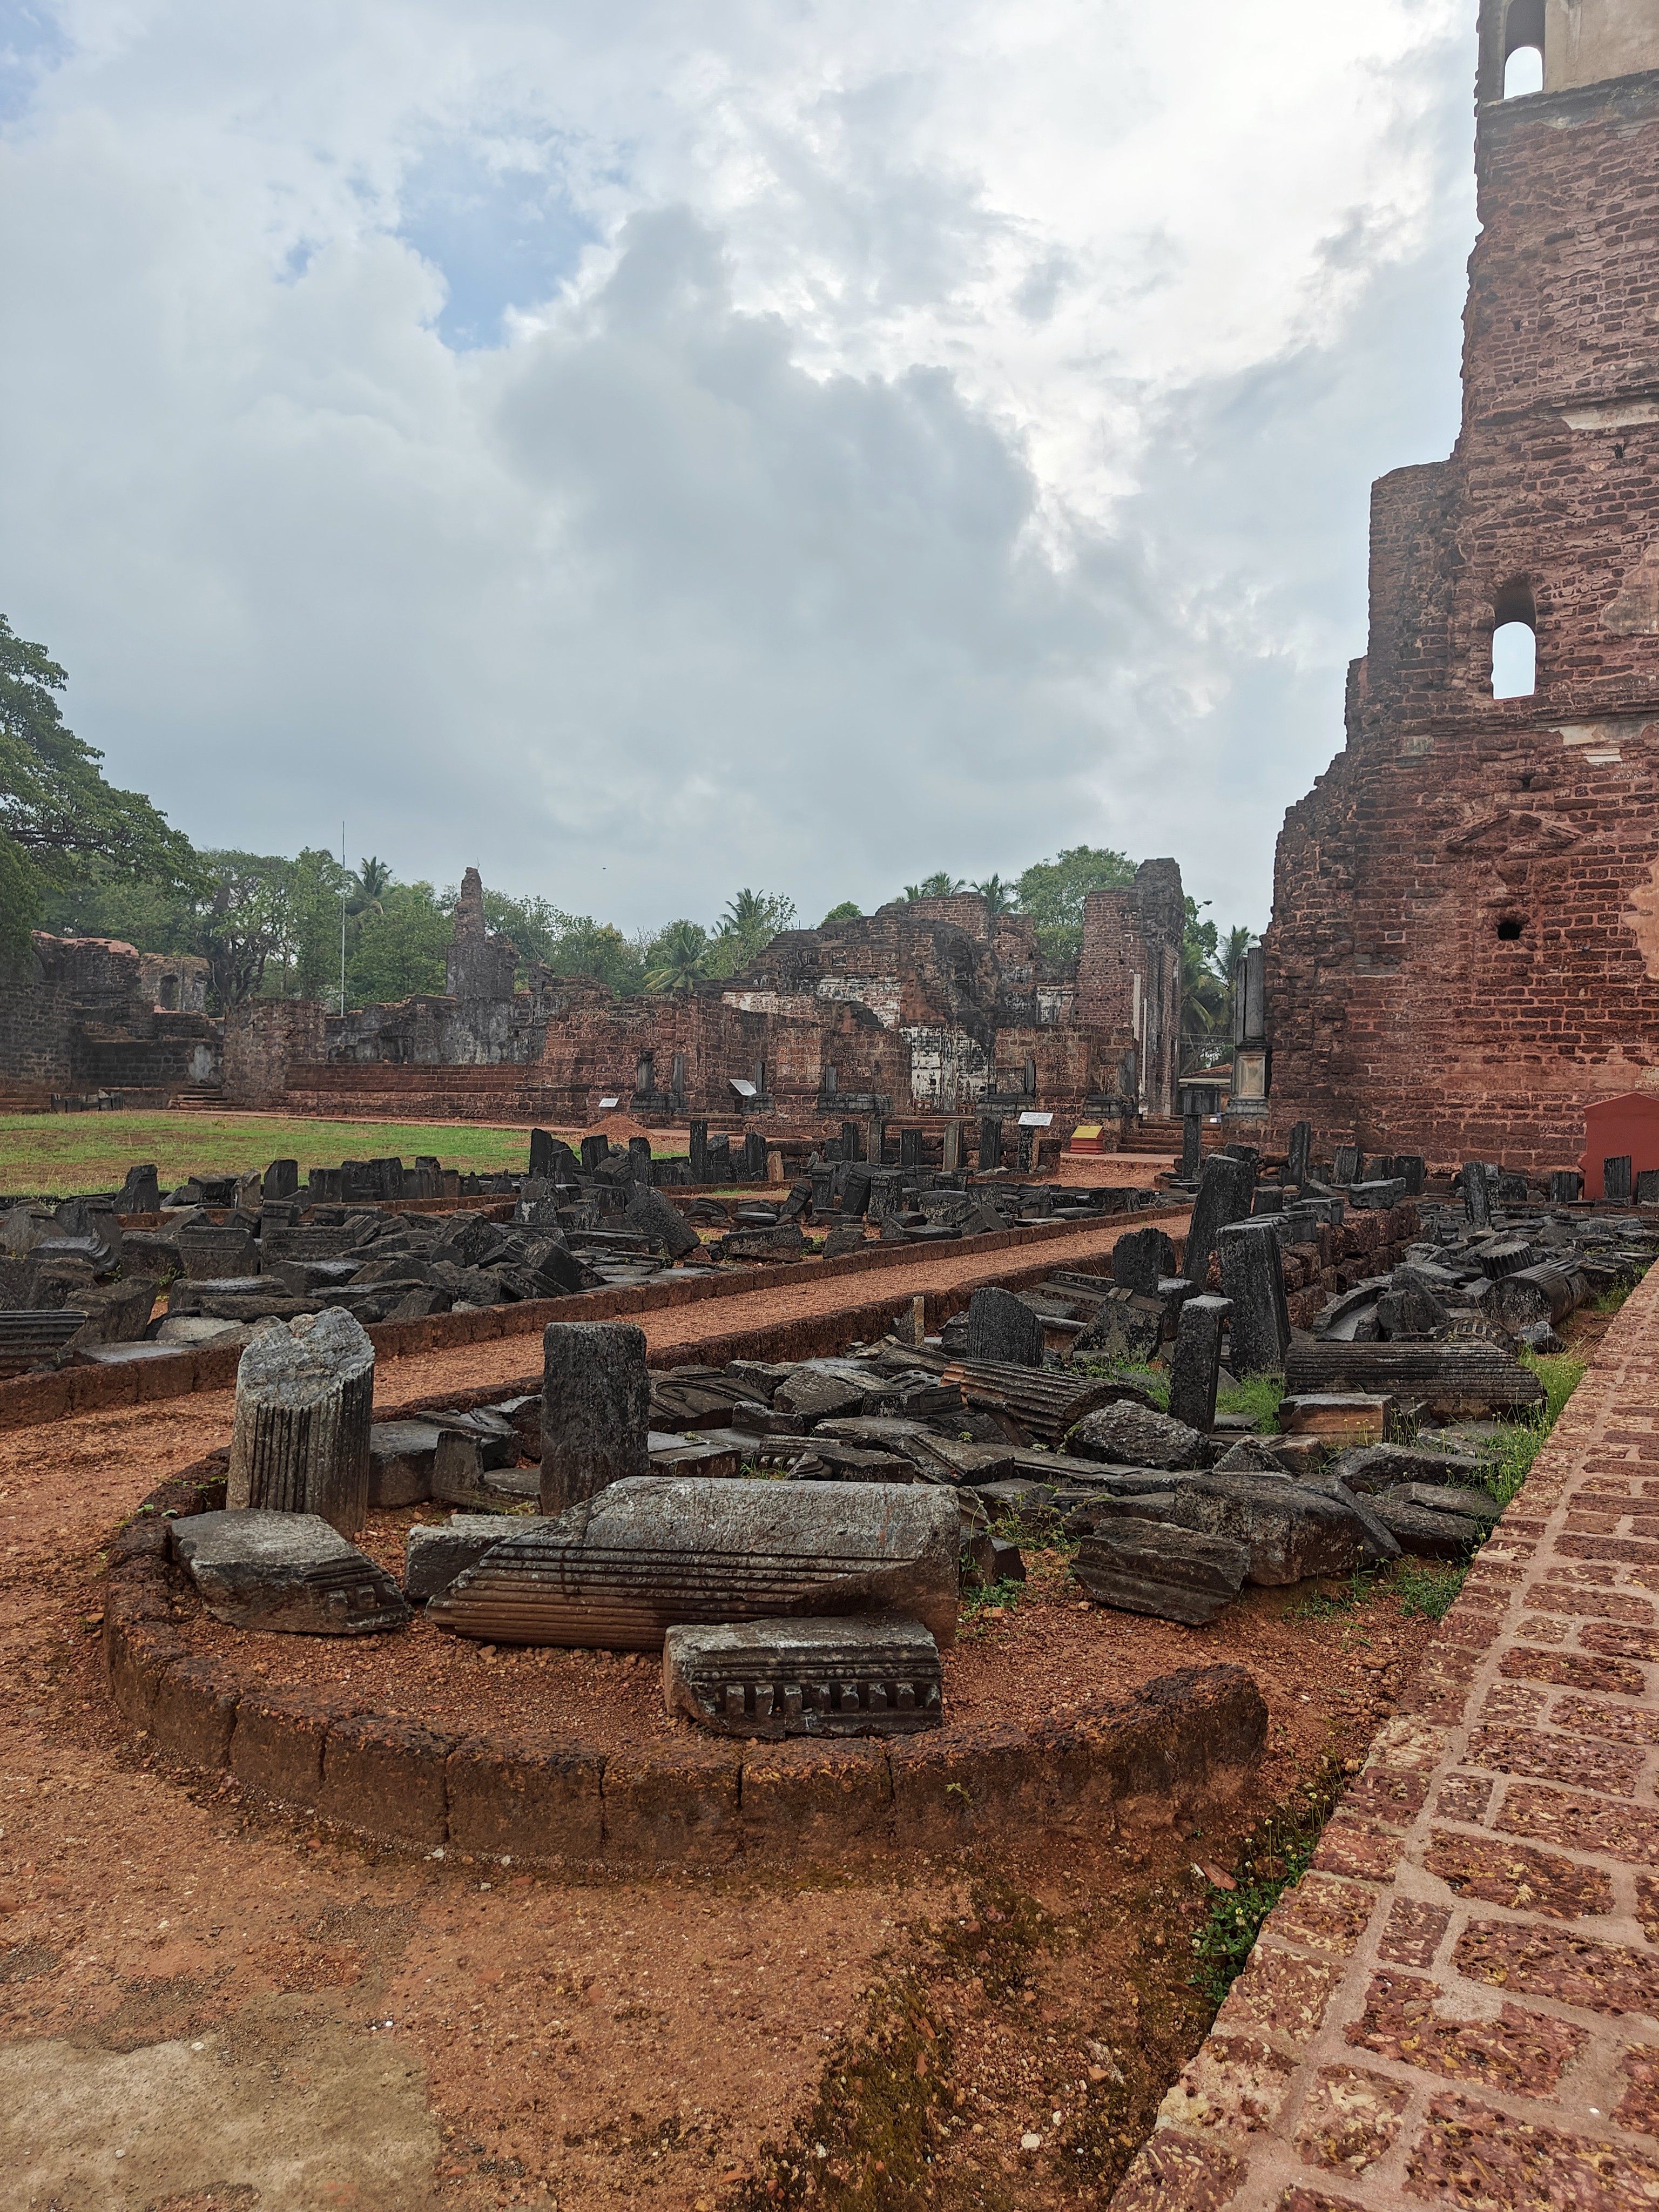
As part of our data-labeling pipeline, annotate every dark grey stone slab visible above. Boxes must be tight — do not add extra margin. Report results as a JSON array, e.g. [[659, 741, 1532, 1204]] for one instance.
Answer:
[[1066, 1400, 1205, 1471], [966, 1285, 1044, 1367], [1072, 1520, 1250, 1624], [541, 1320, 651, 1513], [227, 1307, 374, 1536], [663, 1615, 943, 1737], [172, 1508, 408, 1634], [405, 1512, 545, 1603]]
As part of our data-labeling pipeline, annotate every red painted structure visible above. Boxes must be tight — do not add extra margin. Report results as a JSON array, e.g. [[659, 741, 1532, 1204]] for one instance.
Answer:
[[1580, 1091, 1659, 1198]]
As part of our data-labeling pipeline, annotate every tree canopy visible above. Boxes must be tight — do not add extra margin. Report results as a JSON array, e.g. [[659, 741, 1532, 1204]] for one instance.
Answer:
[[1013, 846, 1137, 959], [0, 614, 201, 961]]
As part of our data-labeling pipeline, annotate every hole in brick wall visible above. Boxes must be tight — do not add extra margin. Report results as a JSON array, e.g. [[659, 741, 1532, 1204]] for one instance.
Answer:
[[1519, 772, 1535, 791], [1496, 917, 1524, 942], [1503, 42, 1542, 96], [1492, 580, 1537, 699]]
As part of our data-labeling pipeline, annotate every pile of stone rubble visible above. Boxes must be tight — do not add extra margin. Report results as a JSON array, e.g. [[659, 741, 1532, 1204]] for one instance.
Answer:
[[0, 1131, 1156, 1371]]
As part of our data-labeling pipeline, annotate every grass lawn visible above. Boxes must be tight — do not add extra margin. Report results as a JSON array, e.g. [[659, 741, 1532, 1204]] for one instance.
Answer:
[[0, 1111, 675, 1196]]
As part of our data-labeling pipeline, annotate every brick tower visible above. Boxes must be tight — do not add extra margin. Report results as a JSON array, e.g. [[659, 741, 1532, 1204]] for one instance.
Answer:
[[1259, 0, 1659, 1172]]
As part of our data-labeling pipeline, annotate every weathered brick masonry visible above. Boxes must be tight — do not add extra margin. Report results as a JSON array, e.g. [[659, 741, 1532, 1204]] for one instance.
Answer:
[[1108, 1249, 1659, 2212], [0, 934, 217, 1104], [228, 864, 1187, 1130], [1263, 1, 1659, 1174]]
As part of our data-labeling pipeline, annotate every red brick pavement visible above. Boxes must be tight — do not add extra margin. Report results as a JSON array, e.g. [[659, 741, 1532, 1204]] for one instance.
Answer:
[[1109, 1265, 1659, 2211]]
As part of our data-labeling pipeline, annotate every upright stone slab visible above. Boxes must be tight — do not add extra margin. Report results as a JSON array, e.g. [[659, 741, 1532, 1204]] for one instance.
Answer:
[[260, 1158, 299, 1202], [1183, 1153, 1256, 1294], [529, 1127, 556, 1178], [540, 1320, 651, 1513], [1168, 1293, 1232, 1433], [428, 1477, 960, 1649], [687, 1119, 710, 1181], [979, 1115, 1004, 1172], [966, 1285, 1044, 1367], [1332, 1144, 1362, 1186], [1217, 1220, 1291, 1377], [579, 1134, 608, 1174], [743, 1131, 767, 1180], [1112, 1224, 1177, 1294], [1285, 1120, 1312, 1188], [839, 1120, 863, 1163], [941, 1121, 964, 1173], [1605, 1154, 1634, 1204], [1181, 1112, 1203, 1179], [664, 1615, 943, 1738], [116, 1162, 161, 1214], [226, 1307, 375, 1537], [1637, 1170, 1659, 1206], [629, 1136, 655, 1187], [1461, 1159, 1493, 1226], [1551, 1169, 1584, 1204]]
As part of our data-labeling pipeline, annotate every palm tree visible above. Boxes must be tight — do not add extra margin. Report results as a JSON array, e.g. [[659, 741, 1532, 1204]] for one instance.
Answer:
[[1181, 935, 1226, 1040], [903, 873, 966, 901], [643, 919, 712, 994], [349, 856, 391, 915], [973, 873, 1016, 916], [1214, 925, 1257, 1033]]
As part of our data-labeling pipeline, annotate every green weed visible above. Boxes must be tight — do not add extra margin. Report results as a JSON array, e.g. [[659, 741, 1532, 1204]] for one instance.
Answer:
[[1290, 1567, 1382, 1622], [1393, 1560, 1466, 1621], [1479, 1350, 1588, 1509], [1594, 1284, 1633, 1317], [958, 1576, 1030, 1633], [1190, 1758, 1347, 2005], [1072, 1358, 1169, 1408], [1217, 1374, 1285, 1434]]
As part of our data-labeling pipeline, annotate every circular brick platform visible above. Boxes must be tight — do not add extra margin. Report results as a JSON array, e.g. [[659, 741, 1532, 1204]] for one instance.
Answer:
[[102, 1462, 1269, 1870]]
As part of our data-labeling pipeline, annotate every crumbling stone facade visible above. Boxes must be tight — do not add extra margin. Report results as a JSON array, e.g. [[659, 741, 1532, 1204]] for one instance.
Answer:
[[1262, 0, 1659, 1173], [0, 934, 219, 1105], [227, 861, 1186, 1130]]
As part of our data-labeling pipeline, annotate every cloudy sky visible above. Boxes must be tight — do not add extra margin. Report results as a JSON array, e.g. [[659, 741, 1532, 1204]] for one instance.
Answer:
[[0, 0, 1478, 940]]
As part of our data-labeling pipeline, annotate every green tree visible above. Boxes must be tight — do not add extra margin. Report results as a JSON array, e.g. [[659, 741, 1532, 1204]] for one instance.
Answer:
[[485, 891, 564, 973], [820, 900, 862, 926], [345, 880, 451, 1004], [1215, 923, 1258, 1035], [973, 873, 1017, 916], [1014, 846, 1137, 960], [0, 613, 201, 961], [643, 918, 712, 995], [284, 847, 350, 1003], [706, 888, 797, 977], [538, 911, 646, 995], [198, 851, 297, 1008], [903, 873, 966, 901]]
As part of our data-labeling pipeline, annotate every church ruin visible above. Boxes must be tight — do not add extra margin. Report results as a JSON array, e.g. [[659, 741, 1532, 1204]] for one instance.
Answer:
[[1259, 0, 1659, 1172]]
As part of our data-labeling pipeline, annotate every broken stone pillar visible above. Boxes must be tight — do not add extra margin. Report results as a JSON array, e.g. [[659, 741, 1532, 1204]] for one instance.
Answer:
[[541, 1321, 651, 1513], [579, 1134, 608, 1174], [1332, 1144, 1362, 1186], [1216, 1220, 1291, 1376], [629, 1136, 655, 1186], [1168, 1293, 1232, 1433], [840, 1120, 863, 1164], [1550, 1169, 1583, 1205], [1461, 1161, 1493, 1227], [1073, 1520, 1249, 1625], [261, 1158, 299, 1202], [663, 1615, 943, 1737], [966, 1285, 1044, 1367], [979, 1115, 1003, 1173], [743, 1131, 767, 1180], [1183, 1153, 1256, 1294], [529, 1127, 556, 1178], [1286, 1121, 1311, 1188], [171, 1508, 408, 1634], [226, 1307, 376, 1537], [1181, 1112, 1202, 1179], [867, 1116, 886, 1169], [428, 1476, 960, 1649], [941, 1121, 963, 1173], [1605, 1155, 1634, 1204], [1111, 1225, 1177, 1294]]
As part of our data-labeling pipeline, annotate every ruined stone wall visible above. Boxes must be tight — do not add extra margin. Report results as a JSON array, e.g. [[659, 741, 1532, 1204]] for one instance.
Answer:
[[0, 935, 222, 1102], [1262, 53, 1659, 1173], [224, 999, 327, 1107]]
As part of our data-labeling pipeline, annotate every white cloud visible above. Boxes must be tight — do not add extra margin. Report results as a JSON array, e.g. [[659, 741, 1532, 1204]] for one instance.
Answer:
[[0, 0, 1474, 936]]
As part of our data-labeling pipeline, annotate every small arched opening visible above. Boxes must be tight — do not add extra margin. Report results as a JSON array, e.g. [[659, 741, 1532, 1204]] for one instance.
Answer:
[[1503, 0, 1545, 96], [158, 973, 178, 1011], [1492, 577, 1537, 699], [1496, 916, 1525, 942]]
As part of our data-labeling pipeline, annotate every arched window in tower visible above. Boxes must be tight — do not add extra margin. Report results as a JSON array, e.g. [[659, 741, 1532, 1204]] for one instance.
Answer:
[[1492, 578, 1538, 698], [1503, 0, 1545, 96]]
